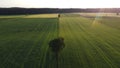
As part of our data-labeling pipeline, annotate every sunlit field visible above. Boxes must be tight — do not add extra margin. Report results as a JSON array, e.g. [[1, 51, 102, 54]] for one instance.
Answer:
[[0, 14, 58, 18], [77, 13, 120, 29], [0, 13, 120, 68], [59, 14, 120, 68], [79, 13, 120, 17]]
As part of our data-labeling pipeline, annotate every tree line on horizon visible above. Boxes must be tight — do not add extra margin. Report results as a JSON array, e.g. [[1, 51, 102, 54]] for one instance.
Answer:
[[0, 8, 119, 15]]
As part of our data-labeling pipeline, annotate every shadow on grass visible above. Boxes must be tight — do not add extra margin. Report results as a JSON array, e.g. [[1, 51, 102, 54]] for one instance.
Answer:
[[44, 49, 57, 68]]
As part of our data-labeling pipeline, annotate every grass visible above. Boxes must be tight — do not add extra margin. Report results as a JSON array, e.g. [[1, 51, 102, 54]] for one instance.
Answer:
[[79, 13, 120, 17], [0, 14, 58, 18], [0, 15, 26, 18], [0, 13, 120, 68], [24, 14, 58, 18], [100, 17, 120, 30], [59, 14, 120, 68], [0, 17, 58, 68], [78, 13, 120, 30]]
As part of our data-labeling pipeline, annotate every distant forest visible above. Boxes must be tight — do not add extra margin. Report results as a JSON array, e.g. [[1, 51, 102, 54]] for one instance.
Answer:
[[0, 8, 120, 15]]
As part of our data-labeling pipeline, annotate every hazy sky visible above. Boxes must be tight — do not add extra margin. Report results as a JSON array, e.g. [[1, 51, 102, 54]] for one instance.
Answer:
[[0, 0, 120, 8]]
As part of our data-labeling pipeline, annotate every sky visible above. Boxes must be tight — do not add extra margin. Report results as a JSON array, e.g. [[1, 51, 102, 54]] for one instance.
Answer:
[[0, 0, 120, 8]]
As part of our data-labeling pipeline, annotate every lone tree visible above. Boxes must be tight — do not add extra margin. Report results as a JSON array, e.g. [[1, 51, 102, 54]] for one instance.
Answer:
[[116, 12, 119, 15], [116, 8, 119, 15], [58, 14, 60, 18], [49, 37, 65, 68]]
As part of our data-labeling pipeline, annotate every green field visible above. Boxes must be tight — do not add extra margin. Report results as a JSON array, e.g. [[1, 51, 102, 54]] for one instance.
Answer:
[[79, 13, 120, 17], [0, 14, 120, 68]]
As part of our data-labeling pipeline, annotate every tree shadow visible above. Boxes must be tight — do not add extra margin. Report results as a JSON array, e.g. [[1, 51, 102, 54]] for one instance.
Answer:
[[44, 37, 65, 68]]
